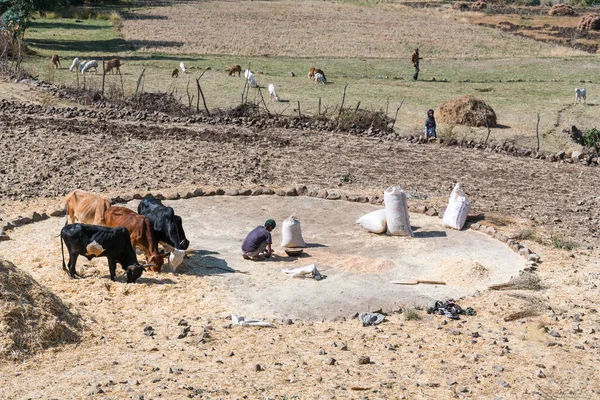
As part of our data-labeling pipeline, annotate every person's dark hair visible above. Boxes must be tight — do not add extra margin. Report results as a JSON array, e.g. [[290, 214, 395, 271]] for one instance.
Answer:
[[265, 219, 276, 229]]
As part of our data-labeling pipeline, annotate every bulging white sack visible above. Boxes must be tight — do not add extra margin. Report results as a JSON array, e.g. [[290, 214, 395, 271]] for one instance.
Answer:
[[384, 186, 414, 237], [281, 215, 307, 248], [442, 183, 471, 230], [356, 209, 387, 234]]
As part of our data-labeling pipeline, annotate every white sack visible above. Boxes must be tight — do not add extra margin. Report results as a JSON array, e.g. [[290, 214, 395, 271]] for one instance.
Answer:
[[231, 314, 274, 327], [356, 209, 387, 234], [281, 215, 307, 248], [442, 183, 471, 230], [384, 186, 414, 237]]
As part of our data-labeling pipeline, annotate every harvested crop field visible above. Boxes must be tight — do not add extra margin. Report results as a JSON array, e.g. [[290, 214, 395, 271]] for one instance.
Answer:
[[120, 0, 580, 58]]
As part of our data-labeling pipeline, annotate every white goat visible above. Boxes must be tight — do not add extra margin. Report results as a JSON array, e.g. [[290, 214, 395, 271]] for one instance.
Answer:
[[69, 57, 80, 72], [245, 69, 258, 88], [575, 88, 586, 103], [314, 72, 326, 85], [180, 62, 186, 74], [268, 84, 280, 102], [78, 60, 87, 72], [81, 60, 98, 74]]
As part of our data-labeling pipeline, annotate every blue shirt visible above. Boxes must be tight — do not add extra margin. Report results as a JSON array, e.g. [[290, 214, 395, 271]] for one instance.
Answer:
[[242, 226, 272, 252]]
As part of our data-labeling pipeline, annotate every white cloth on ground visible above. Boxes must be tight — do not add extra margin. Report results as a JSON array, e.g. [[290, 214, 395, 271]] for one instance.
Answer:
[[281, 264, 322, 280], [231, 314, 274, 327]]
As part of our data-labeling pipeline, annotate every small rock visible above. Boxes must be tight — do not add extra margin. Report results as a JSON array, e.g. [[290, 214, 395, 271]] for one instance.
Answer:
[[326, 192, 341, 200], [319, 348, 327, 355], [496, 379, 511, 388], [225, 189, 239, 196], [193, 188, 204, 196], [536, 370, 546, 378], [549, 330, 561, 338], [178, 319, 188, 326], [177, 326, 190, 339], [254, 364, 264, 372], [239, 188, 252, 196], [414, 205, 428, 214], [143, 326, 155, 337], [357, 355, 370, 365], [285, 188, 298, 196], [493, 365, 504, 372], [327, 357, 336, 365], [457, 386, 468, 393], [425, 208, 438, 217]]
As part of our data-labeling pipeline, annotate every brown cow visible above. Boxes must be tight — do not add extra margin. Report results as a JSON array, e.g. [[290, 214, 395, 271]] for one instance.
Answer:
[[171, 68, 179, 78], [308, 67, 325, 81], [105, 58, 121, 75], [51, 54, 61, 69], [65, 190, 111, 226], [104, 206, 164, 272], [228, 64, 242, 77]]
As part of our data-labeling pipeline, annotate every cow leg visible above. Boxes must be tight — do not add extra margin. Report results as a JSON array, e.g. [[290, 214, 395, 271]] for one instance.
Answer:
[[68, 251, 80, 279], [107, 257, 117, 281]]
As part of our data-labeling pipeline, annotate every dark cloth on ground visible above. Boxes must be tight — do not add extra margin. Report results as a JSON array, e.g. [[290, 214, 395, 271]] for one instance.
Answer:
[[427, 300, 476, 319]]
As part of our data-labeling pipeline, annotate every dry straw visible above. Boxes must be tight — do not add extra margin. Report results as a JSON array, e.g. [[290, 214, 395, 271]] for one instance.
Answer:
[[437, 95, 497, 128], [0, 259, 82, 360]]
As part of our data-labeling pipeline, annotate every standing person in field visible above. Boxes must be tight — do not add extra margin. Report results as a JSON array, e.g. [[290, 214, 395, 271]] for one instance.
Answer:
[[425, 109, 437, 139], [411, 48, 422, 81], [242, 219, 276, 260]]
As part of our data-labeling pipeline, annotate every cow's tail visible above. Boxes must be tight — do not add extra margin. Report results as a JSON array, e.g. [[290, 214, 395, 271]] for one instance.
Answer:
[[60, 231, 67, 272]]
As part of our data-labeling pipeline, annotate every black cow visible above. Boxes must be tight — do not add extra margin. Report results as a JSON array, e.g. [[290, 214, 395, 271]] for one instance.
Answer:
[[60, 223, 145, 283], [137, 196, 189, 250]]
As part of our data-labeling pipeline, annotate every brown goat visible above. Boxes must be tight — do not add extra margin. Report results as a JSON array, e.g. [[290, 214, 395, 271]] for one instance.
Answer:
[[104, 58, 121, 75], [171, 68, 179, 78], [51, 54, 61, 69], [228, 64, 242, 77]]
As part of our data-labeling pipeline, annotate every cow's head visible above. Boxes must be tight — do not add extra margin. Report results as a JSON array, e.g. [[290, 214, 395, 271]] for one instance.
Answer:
[[168, 215, 189, 250], [148, 253, 164, 273], [126, 264, 144, 283]]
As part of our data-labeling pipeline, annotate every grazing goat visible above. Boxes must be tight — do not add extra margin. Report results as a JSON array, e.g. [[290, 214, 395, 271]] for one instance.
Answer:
[[171, 68, 179, 78], [268, 84, 280, 102], [245, 69, 258, 88], [228, 64, 242, 77], [78, 60, 88, 72], [105, 58, 121, 75], [314, 72, 326, 85], [69, 57, 80, 72], [50, 54, 61, 69], [575, 88, 586, 103], [180, 62, 186, 74], [82, 60, 98, 74], [308, 67, 325, 81]]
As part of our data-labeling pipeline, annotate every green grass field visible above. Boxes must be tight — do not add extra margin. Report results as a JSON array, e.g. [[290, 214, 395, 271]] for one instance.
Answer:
[[20, 0, 600, 152]]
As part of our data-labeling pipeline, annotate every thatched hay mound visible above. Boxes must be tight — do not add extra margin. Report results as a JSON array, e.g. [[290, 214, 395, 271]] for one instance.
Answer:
[[578, 14, 600, 30], [549, 4, 575, 16], [437, 95, 497, 127], [0, 259, 82, 360], [472, 1, 488, 10]]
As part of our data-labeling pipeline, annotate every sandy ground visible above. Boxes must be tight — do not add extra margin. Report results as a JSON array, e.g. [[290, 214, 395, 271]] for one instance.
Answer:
[[1, 79, 600, 399]]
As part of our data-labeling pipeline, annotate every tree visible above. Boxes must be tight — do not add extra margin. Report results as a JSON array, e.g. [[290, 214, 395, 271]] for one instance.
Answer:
[[0, 0, 68, 40]]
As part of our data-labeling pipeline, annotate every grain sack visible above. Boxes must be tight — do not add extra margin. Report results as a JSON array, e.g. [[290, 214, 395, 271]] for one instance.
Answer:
[[442, 183, 471, 230], [281, 215, 307, 248], [356, 209, 387, 234], [384, 186, 414, 237]]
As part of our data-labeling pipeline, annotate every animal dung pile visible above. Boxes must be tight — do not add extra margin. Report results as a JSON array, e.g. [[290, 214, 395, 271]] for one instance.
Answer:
[[548, 4, 575, 16], [0, 259, 82, 360], [578, 14, 600, 31], [437, 95, 497, 127]]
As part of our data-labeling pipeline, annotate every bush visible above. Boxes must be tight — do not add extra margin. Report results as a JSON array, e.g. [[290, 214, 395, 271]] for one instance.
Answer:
[[552, 237, 578, 251], [570, 126, 600, 149]]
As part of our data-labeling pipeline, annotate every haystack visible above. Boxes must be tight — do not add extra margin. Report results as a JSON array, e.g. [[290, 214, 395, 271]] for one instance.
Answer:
[[437, 95, 497, 127], [452, 1, 470, 11], [0, 259, 82, 360], [578, 14, 600, 30], [548, 4, 575, 16]]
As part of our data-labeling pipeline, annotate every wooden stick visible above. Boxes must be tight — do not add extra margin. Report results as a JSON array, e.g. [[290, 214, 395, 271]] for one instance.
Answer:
[[536, 113, 540, 153], [338, 83, 349, 118], [196, 76, 210, 115], [135, 68, 145, 94], [297, 100, 301, 118], [390, 280, 446, 285], [390, 99, 405, 130], [101, 57, 105, 98]]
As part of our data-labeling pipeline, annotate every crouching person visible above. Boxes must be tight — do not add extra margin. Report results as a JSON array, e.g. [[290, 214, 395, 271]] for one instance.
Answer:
[[242, 219, 276, 260]]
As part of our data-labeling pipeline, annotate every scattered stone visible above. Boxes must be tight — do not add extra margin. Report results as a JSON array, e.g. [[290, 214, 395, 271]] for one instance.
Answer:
[[319, 348, 327, 355], [31, 212, 48, 222], [457, 386, 468, 393], [549, 330, 561, 338], [225, 189, 239, 196], [357, 355, 371, 365], [178, 319, 188, 326], [414, 205, 428, 214], [193, 188, 204, 196], [496, 380, 511, 388], [254, 364, 264, 372], [285, 188, 298, 196], [0, 234, 9, 242], [327, 357, 336, 365], [178, 326, 190, 339], [536, 369, 546, 378], [276, 190, 286, 196], [215, 189, 225, 195], [326, 192, 341, 200], [143, 326, 155, 337], [493, 365, 504, 372], [425, 208, 438, 217]]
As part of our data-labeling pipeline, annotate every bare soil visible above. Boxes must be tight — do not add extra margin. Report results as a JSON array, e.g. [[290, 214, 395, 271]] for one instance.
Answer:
[[1, 79, 600, 399]]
